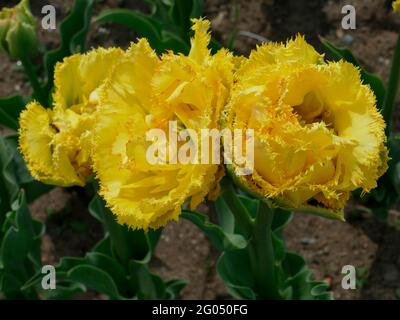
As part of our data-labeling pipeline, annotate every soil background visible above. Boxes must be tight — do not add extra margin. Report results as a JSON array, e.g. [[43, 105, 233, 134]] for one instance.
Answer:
[[1, 0, 400, 300]]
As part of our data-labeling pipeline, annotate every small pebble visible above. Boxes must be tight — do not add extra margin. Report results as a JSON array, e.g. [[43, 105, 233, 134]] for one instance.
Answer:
[[98, 27, 110, 35], [301, 237, 316, 245], [342, 34, 353, 45]]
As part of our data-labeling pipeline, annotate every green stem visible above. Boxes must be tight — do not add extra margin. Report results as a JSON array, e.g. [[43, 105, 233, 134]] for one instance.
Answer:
[[20, 56, 47, 107], [104, 205, 130, 266], [220, 177, 253, 238], [89, 183, 131, 266], [102, 209, 131, 265], [383, 32, 400, 136], [248, 201, 281, 299], [217, 177, 282, 299], [227, 0, 239, 51]]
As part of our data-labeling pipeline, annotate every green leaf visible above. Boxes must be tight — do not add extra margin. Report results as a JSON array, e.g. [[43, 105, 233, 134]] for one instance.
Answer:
[[355, 133, 400, 219], [171, 0, 193, 35], [70, 0, 95, 53], [86, 252, 127, 291], [95, 9, 163, 52], [237, 195, 259, 219], [89, 195, 154, 264], [3, 136, 28, 186], [0, 191, 43, 294], [216, 250, 256, 299], [2, 211, 16, 233], [216, 234, 332, 300], [0, 272, 22, 292], [219, 176, 254, 238], [191, 0, 204, 18], [12, 192, 36, 236], [0, 135, 19, 217], [123, 226, 152, 263], [165, 279, 187, 299], [42, 282, 85, 300], [63, 187, 184, 300], [215, 198, 235, 233], [218, 192, 292, 233], [95, 0, 204, 55], [1, 194, 33, 272], [146, 228, 162, 252], [320, 38, 386, 109], [22, 257, 86, 298], [0, 95, 25, 131], [372, 207, 389, 220], [89, 196, 127, 251], [271, 208, 293, 232], [396, 287, 400, 299], [67, 264, 121, 299], [182, 210, 247, 251], [57, 256, 87, 271], [210, 39, 223, 54], [283, 253, 333, 300], [4, 135, 52, 203], [168, 0, 204, 35], [88, 194, 106, 224], [92, 235, 112, 256], [160, 31, 190, 54], [214, 190, 332, 300], [143, 0, 173, 27], [43, 0, 96, 99], [129, 260, 166, 299]]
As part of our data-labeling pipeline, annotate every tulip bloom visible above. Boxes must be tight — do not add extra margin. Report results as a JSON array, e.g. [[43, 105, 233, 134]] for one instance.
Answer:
[[93, 19, 234, 230], [224, 36, 388, 219], [19, 47, 124, 186]]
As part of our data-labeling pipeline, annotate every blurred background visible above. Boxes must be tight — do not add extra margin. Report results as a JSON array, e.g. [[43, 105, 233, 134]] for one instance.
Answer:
[[1, 0, 400, 299]]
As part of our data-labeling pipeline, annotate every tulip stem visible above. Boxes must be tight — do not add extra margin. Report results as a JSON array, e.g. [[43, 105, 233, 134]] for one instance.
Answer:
[[248, 200, 281, 299], [88, 183, 131, 265], [220, 177, 254, 238], [20, 56, 47, 107], [383, 32, 400, 136], [102, 207, 131, 265]]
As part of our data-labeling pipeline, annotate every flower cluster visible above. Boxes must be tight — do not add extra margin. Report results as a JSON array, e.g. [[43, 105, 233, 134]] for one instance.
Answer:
[[19, 19, 388, 229]]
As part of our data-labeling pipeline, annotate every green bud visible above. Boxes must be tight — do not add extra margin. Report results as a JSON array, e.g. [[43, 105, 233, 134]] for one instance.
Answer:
[[0, 0, 37, 59]]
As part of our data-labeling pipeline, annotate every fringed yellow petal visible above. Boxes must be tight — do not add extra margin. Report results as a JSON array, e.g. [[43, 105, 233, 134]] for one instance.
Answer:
[[236, 35, 324, 79], [18, 102, 84, 186], [225, 37, 388, 219], [19, 47, 125, 187], [53, 47, 124, 111], [93, 20, 234, 230], [188, 18, 211, 64]]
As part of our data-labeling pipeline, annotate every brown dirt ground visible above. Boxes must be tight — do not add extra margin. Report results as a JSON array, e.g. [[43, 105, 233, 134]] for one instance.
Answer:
[[1, 0, 400, 299]]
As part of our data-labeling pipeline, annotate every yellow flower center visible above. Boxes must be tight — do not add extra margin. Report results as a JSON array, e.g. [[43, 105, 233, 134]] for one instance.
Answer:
[[293, 91, 335, 132]]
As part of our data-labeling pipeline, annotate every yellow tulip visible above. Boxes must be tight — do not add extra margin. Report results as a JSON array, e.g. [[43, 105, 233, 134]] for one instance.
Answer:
[[19, 47, 124, 186], [393, 0, 400, 12], [224, 36, 388, 220], [93, 19, 233, 230]]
